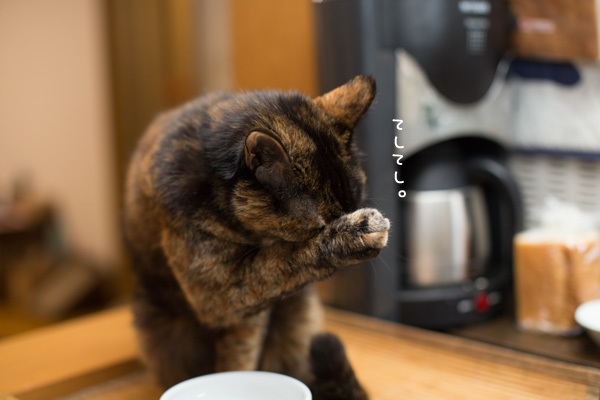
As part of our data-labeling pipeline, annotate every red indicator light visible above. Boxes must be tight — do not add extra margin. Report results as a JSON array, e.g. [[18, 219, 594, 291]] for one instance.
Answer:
[[474, 292, 490, 313]]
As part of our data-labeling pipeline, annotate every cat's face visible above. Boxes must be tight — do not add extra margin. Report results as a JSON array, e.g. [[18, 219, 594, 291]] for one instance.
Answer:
[[232, 76, 375, 242]]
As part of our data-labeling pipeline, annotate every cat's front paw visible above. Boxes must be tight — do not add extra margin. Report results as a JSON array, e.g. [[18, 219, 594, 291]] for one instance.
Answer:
[[323, 208, 390, 265]]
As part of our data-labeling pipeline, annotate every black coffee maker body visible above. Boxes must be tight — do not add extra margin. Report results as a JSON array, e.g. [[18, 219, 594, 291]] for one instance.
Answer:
[[398, 137, 522, 327], [314, 0, 523, 328]]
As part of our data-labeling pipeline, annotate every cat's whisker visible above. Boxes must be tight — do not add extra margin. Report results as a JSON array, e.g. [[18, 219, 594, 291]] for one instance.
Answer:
[[239, 246, 260, 260], [366, 260, 378, 279], [365, 197, 393, 203], [367, 258, 399, 298], [393, 250, 411, 263], [376, 254, 394, 275]]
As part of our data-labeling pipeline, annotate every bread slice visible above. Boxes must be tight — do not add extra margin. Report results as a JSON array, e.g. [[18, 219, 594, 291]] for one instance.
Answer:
[[514, 230, 600, 335]]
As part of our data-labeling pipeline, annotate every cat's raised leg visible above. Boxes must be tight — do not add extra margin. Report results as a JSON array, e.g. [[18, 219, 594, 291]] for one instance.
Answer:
[[161, 207, 389, 328]]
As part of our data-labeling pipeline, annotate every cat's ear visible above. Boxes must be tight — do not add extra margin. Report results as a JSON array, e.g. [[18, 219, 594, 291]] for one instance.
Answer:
[[244, 131, 292, 189], [314, 75, 376, 129]]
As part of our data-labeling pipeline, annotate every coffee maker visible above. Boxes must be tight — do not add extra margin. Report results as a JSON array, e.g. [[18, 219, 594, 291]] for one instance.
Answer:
[[314, 0, 523, 328]]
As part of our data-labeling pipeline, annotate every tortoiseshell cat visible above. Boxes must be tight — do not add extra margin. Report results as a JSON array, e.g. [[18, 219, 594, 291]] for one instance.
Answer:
[[123, 76, 389, 400]]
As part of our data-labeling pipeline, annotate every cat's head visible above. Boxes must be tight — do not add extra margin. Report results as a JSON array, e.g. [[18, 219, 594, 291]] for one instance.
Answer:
[[232, 76, 376, 242]]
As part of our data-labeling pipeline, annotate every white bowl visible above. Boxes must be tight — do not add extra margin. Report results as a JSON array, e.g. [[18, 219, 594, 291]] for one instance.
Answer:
[[160, 371, 312, 400], [575, 299, 600, 347]]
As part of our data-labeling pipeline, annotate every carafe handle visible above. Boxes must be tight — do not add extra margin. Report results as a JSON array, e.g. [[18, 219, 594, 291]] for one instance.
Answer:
[[467, 157, 523, 266]]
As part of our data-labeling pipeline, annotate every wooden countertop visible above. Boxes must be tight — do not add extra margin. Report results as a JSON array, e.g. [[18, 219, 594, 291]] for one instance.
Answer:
[[450, 311, 600, 370], [0, 305, 599, 400]]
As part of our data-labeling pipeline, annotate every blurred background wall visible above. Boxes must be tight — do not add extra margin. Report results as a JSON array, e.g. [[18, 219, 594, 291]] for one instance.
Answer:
[[0, 0, 118, 267]]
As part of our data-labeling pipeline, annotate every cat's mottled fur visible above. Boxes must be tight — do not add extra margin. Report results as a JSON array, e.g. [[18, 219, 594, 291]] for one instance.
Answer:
[[123, 76, 389, 400]]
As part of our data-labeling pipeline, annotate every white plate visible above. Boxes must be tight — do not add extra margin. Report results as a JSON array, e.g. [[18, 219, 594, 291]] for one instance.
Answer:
[[575, 299, 600, 347], [160, 371, 312, 400]]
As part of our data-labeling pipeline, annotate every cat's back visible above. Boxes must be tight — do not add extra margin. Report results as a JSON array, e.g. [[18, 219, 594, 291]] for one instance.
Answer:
[[123, 92, 235, 246], [126, 91, 233, 200]]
